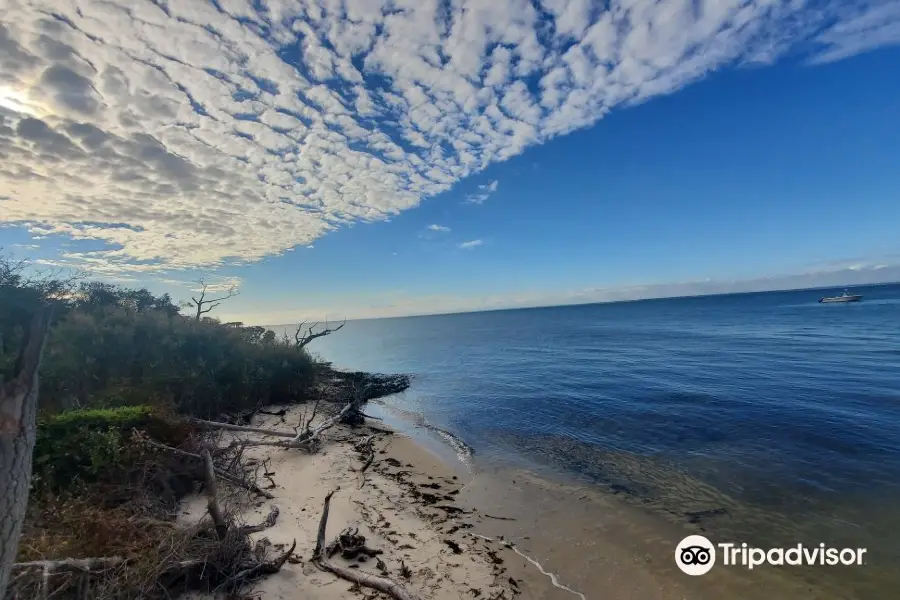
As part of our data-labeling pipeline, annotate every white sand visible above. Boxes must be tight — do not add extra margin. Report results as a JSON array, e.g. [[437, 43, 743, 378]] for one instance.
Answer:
[[180, 406, 515, 600]]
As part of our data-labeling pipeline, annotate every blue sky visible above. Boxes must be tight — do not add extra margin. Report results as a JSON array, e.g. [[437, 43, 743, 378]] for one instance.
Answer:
[[1, 0, 900, 323]]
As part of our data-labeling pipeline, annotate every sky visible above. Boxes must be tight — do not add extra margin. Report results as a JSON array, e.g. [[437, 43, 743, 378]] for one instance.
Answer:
[[1, 0, 899, 324]]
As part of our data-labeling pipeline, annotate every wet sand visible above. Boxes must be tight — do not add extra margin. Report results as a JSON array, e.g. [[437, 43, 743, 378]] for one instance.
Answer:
[[180, 403, 882, 599], [459, 467, 834, 600], [357, 403, 888, 600]]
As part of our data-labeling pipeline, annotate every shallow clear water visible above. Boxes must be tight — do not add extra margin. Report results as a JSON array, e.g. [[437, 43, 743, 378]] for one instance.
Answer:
[[289, 284, 900, 592]]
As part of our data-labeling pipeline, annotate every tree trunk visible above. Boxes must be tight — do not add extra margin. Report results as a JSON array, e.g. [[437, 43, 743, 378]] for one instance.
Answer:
[[0, 306, 52, 596]]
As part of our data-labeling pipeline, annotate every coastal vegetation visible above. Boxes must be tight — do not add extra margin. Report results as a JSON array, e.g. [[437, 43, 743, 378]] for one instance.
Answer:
[[0, 253, 410, 599]]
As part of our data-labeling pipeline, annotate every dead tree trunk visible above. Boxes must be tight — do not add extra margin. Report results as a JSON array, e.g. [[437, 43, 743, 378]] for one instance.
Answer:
[[0, 306, 52, 596], [313, 489, 422, 600], [188, 279, 238, 321]]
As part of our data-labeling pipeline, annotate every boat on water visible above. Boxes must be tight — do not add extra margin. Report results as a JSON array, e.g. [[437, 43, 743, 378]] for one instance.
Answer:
[[819, 290, 862, 303]]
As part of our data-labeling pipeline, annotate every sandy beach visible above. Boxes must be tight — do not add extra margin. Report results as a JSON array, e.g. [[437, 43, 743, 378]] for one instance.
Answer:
[[178, 404, 845, 600], [180, 405, 533, 600]]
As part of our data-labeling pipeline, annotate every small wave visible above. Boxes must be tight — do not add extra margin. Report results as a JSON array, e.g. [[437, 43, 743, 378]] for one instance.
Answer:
[[371, 401, 476, 470], [423, 421, 476, 470], [470, 533, 587, 600]]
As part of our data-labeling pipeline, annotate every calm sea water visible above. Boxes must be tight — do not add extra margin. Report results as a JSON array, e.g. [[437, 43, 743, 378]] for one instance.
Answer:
[[295, 284, 900, 588]]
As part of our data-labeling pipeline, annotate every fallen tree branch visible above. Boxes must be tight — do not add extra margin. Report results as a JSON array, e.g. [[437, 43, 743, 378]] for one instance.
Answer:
[[258, 408, 287, 418], [237, 438, 315, 450], [354, 435, 376, 489], [240, 506, 280, 534], [135, 432, 275, 499], [297, 397, 321, 439], [188, 418, 297, 438], [203, 450, 228, 541], [217, 539, 296, 592], [313, 489, 422, 600], [366, 424, 395, 435], [193, 397, 363, 449], [12, 558, 125, 573], [294, 399, 356, 443], [313, 489, 339, 560]]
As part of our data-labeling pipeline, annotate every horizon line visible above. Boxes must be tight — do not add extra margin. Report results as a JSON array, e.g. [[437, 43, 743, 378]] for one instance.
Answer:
[[264, 280, 899, 327]]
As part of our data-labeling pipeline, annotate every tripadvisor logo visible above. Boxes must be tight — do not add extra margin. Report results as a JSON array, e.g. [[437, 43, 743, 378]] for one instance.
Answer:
[[676, 535, 716, 575], [675, 535, 867, 576]]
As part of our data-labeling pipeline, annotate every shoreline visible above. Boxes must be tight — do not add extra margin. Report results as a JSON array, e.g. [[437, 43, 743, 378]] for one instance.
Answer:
[[183, 399, 878, 600], [180, 403, 535, 600], [364, 396, 890, 600]]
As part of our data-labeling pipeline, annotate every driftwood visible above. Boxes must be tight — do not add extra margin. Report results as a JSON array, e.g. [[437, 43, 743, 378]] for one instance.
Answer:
[[296, 398, 321, 441], [237, 439, 315, 450], [258, 408, 287, 418], [190, 396, 357, 447], [216, 539, 296, 593], [203, 450, 228, 541], [189, 419, 296, 438], [11, 557, 125, 573], [326, 528, 382, 560], [135, 432, 275, 499], [293, 400, 355, 443], [354, 435, 376, 489], [313, 490, 422, 600], [240, 506, 280, 534]]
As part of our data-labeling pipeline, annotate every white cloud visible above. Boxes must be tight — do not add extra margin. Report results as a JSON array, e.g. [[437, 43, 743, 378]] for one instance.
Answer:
[[811, 2, 900, 64], [191, 277, 242, 294], [458, 239, 483, 249], [427, 224, 451, 232], [466, 180, 499, 204], [0, 0, 897, 274]]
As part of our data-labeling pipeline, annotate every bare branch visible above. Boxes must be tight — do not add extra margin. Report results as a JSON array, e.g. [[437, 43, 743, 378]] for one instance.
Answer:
[[355, 435, 376, 489], [300, 398, 321, 437], [188, 418, 297, 439], [134, 431, 275, 499], [237, 438, 315, 450], [189, 278, 239, 320], [11, 558, 125, 573], [293, 318, 347, 349], [203, 450, 228, 541], [240, 506, 280, 534], [292, 398, 356, 443], [313, 489, 422, 600]]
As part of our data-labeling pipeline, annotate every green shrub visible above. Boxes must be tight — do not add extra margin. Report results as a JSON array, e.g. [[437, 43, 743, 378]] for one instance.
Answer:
[[32, 405, 191, 494], [38, 305, 317, 416], [3, 253, 321, 419]]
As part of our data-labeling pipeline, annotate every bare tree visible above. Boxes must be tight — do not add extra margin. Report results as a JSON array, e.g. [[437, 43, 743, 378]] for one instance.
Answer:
[[0, 305, 52, 596], [187, 279, 239, 321], [293, 319, 347, 350]]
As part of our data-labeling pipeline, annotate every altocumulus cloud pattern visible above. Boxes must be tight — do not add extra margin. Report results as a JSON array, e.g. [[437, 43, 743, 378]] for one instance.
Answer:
[[1, 0, 898, 274]]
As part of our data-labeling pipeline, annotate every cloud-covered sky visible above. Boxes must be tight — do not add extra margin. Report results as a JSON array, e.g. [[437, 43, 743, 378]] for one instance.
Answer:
[[2, 0, 900, 275], [2, 0, 900, 321]]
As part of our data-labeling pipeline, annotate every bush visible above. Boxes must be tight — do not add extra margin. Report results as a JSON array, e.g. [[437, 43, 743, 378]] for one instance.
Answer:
[[36, 305, 318, 416], [1, 252, 320, 418], [31, 405, 192, 494]]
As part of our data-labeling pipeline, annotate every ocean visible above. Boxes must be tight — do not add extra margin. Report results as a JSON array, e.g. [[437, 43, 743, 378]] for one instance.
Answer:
[[292, 283, 900, 597]]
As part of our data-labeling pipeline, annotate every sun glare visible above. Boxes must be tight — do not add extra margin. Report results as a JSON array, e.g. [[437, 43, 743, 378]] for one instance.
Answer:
[[0, 85, 44, 117]]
